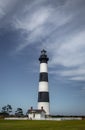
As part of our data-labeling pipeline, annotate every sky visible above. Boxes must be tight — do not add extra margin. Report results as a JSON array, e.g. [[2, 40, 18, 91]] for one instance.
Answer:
[[0, 0, 85, 115]]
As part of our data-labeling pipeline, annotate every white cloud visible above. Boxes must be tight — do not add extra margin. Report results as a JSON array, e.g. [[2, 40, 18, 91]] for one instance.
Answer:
[[48, 30, 85, 81], [60, 68, 85, 77], [14, 6, 52, 52], [0, 0, 8, 18], [1, 0, 85, 82], [50, 30, 85, 67], [13, 0, 73, 52], [14, 7, 51, 31], [0, 8, 5, 18], [70, 76, 85, 81], [57, 65, 85, 80], [0, 0, 17, 15], [13, 0, 85, 82]]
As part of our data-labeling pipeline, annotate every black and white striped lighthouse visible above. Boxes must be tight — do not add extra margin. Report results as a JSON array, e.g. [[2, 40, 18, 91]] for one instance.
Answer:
[[38, 49, 50, 115]]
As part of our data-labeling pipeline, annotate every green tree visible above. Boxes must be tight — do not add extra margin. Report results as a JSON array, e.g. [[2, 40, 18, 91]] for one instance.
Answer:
[[6, 104, 12, 114], [2, 106, 7, 113], [2, 104, 12, 115], [15, 108, 23, 117]]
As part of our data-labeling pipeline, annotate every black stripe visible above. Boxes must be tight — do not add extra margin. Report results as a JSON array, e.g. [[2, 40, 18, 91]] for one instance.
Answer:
[[39, 56, 49, 63], [39, 72, 48, 82], [38, 92, 49, 102], [39, 59, 48, 63]]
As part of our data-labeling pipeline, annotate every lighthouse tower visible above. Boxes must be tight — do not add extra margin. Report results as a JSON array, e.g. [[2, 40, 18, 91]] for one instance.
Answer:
[[38, 49, 50, 115]]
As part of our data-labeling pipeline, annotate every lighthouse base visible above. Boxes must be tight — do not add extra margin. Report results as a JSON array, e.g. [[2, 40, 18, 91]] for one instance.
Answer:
[[38, 102, 50, 115]]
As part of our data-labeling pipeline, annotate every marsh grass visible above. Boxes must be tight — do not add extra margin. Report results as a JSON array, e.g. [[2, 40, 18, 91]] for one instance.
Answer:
[[0, 120, 85, 130]]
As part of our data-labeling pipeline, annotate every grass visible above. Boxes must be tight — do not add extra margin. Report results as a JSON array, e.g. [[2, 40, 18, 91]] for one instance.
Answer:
[[0, 120, 85, 130]]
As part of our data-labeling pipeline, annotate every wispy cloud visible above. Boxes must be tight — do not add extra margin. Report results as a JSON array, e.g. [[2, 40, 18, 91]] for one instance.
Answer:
[[14, 6, 51, 31], [13, 5, 53, 52], [48, 30, 85, 81], [0, 0, 85, 81], [50, 30, 85, 67], [13, 0, 85, 81], [13, 1, 73, 52]]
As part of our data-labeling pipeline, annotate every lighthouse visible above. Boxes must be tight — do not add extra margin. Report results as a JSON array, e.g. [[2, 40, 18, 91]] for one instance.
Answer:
[[38, 49, 50, 115]]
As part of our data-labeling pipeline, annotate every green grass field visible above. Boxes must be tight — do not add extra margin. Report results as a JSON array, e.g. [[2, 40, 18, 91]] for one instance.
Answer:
[[0, 120, 85, 130]]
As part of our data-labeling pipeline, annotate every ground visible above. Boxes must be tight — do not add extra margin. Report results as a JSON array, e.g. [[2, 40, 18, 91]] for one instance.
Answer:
[[0, 120, 85, 130]]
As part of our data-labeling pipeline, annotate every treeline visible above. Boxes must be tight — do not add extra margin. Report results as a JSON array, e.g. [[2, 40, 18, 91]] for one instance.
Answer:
[[50, 115, 85, 119], [0, 104, 28, 118]]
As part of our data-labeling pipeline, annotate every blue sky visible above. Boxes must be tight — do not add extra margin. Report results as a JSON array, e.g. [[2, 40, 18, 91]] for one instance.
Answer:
[[0, 0, 85, 115]]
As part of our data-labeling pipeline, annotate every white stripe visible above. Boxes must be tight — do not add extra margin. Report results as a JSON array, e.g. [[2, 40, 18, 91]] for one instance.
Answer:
[[38, 102, 50, 115], [38, 82, 49, 92], [40, 63, 48, 72]]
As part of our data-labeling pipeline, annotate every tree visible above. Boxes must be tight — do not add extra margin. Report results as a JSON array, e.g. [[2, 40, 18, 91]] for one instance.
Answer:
[[2, 104, 12, 115], [2, 106, 7, 113], [15, 108, 23, 117], [6, 104, 12, 114]]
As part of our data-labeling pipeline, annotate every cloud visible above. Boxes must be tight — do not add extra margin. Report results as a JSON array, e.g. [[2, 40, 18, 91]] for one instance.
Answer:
[[0, 0, 20, 28], [0, 0, 85, 81], [13, 0, 73, 52], [0, 0, 75, 51], [50, 30, 85, 67], [0, 0, 17, 17], [13, 5, 53, 52], [14, 6, 51, 31], [58, 65, 85, 80], [0, 0, 9, 18], [70, 76, 85, 81], [48, 30, 85, 81]]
